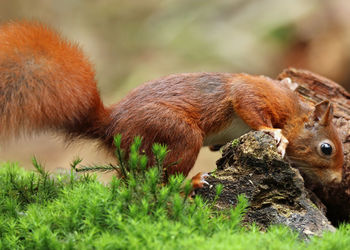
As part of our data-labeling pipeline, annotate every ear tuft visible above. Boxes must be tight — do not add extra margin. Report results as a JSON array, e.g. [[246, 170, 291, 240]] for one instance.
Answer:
[[313, 100, 333, 125]]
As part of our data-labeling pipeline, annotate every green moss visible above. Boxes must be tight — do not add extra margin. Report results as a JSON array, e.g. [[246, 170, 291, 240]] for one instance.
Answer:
[[231, 138, 240, 147], [0, 136, 349, 249]]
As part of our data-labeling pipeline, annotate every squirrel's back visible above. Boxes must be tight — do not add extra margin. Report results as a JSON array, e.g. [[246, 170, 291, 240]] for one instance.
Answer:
[[0, 21, 111, 140]]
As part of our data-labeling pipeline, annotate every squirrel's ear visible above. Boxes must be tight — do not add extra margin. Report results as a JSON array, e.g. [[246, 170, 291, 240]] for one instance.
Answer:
[[313, 100, 333, 125]]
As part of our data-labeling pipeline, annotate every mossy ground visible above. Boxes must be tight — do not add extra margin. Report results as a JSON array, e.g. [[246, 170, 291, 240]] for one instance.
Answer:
[[2, 163, 350, 250], [1, 136, 350, 249]]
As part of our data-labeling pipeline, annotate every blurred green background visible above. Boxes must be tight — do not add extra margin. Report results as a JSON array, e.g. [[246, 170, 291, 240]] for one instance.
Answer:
[[1, 0, 350, 179]]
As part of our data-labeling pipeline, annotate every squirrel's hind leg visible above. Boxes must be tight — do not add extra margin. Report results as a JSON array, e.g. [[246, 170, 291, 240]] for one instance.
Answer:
[[164, 127, 203, 177]]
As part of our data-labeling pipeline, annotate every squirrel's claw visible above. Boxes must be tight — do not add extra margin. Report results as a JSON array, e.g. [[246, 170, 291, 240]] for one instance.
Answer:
[[277, 138, 288, 158], [260, 128, 289, 158]]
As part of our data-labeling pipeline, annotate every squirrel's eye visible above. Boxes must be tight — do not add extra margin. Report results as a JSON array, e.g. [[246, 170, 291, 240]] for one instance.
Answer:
[[317, 140, 335, 158], [320, 143, 332, 155]]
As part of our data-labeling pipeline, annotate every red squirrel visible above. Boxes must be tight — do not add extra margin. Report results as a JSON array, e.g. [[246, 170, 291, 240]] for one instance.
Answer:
[[0, 21, 344, 185]]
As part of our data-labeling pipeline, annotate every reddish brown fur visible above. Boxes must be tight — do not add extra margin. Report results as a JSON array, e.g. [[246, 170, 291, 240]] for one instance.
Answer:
[[228, 74, 306, 130], [284, 103, 344, 184], [0, 21, 344, 183], [0, 21, 111, 141]]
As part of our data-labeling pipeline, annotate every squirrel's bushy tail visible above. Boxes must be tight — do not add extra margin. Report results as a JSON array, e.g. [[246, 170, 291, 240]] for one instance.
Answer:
[[0, 21, 112, 142]]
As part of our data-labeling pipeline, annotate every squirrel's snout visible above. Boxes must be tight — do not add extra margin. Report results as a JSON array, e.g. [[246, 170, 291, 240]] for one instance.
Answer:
[[327, 170, 342, 184]]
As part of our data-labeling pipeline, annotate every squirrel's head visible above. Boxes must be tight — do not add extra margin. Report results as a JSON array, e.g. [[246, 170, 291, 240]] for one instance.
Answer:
[[286, 100, 344, 185]]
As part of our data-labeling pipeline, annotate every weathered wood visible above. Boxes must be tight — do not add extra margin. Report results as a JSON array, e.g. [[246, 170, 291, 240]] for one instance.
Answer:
[[196, 131, 334, 238], [277, 68, 350, 225]]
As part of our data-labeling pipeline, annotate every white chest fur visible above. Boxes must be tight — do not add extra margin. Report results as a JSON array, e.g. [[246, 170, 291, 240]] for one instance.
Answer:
[[203, 114, 250, 146]]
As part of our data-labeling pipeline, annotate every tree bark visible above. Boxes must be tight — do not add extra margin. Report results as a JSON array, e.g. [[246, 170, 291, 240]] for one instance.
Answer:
[[277, 68, 350, 225]]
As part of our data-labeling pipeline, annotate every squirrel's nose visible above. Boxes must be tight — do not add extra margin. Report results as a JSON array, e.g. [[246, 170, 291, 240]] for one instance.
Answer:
[[328, 170, 342, 184]]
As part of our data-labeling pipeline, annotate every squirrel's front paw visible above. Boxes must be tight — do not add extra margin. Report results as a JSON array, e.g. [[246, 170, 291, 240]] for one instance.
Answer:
[[281, 77, 299, 91], [260, 128, 289, 158]]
